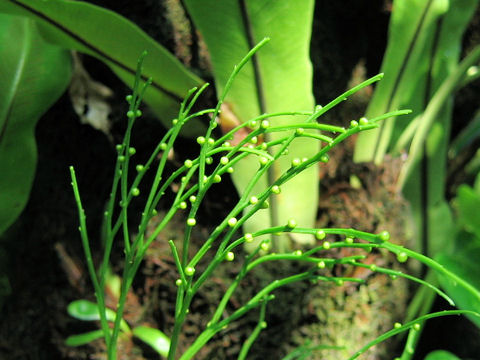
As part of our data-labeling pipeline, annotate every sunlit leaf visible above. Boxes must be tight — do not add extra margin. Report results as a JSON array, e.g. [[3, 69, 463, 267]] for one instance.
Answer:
[[183, 0, 317, 251], [65, 329, 104, 347], [67, 299, 130, 333], [133, 325, 170, 357]]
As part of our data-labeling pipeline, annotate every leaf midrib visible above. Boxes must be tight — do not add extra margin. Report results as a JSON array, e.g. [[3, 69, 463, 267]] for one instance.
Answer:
[[238, 0, 281, 229], [372, 0, 435, 162], [0, 18, 31, 144], [9, 0, 184, 103]]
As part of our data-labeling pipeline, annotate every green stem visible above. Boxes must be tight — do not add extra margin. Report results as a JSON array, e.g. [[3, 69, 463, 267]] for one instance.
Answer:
[[69, 167, 111, 349], [238, 298, 268, 360], [168, 290, 194, 360], [348, 310, 480, 360], [179, 272, 314, 360]]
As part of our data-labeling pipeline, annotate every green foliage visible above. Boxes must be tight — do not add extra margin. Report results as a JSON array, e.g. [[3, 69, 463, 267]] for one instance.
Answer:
[[0, 13, 71, 310], [354, 0, 477, 164], [350, 310, 479, 360], [424, 350, 461, 360], [0, 0, 321, 254], [65, 47, 480, 360], [132, 326, 170, 357], [352, 2, 480, 355], [455, 183, 480, 237], [65, 329, 105, 347], [0, 13, 71, 235], [66, 299, 170, 356], [183, 0, 317, 251], [0, 0, 202, 241], [0, 0, 203, 132], [353, 0, 479, 258], [1, 1, 478, 357], [67, 299, 131, 332], [435, 181, 480, 328]]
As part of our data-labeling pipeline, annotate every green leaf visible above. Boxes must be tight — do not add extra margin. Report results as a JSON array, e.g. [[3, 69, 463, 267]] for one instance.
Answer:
[[183, 0, 317, 251], [353, 0, 478, 259], [133, 325, 170, 357], [455, 184, 480, 238], [354, 0, 450, 163], [427, 201, 454, 256], [105, 267, 122, 300], [436, 242, 480, 329], [355, 0, 478, 164], [65, 329, 105, 347], [0, 0, 204, 134], [67, 299, 103, 321], [67, 299, 130, 333], [424, 350, 461, 360], [435, 183, 480, 330], [0, 14, 71, 235]]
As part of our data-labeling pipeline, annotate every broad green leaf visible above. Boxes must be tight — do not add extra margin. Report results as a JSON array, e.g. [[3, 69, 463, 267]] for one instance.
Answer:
[[67, 299, 130, 333], [65, 329, 105, 347], [133, 325, 170, 357], [183, 0, 317, 251], [435, 182, 480, 330], [0, 14, 71, 235], [0, 0, 204, 134], [436, 246, 480, 328], [424, 350, 461, 360], [427, 201, 454, 256], [455, 184, 480, 238]]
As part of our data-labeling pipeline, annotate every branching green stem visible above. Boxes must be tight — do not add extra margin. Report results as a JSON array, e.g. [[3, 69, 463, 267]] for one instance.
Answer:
[[68, 41, 467, 360]]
